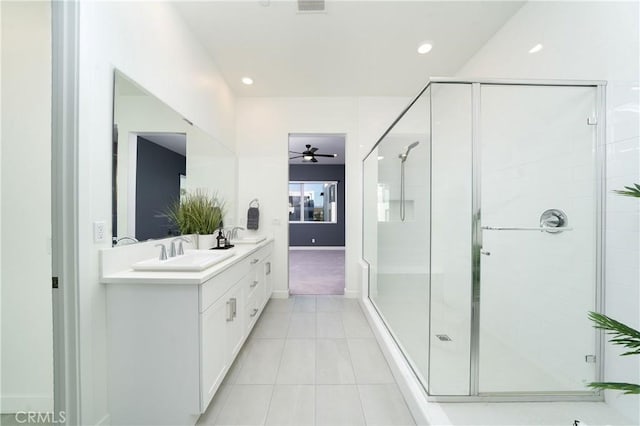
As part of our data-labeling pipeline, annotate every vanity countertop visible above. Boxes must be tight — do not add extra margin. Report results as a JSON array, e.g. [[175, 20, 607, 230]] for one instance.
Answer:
[[101, 238, 273, 285]]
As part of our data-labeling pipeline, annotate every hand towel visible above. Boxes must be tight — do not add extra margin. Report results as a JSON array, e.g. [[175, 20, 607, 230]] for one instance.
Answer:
[[247, 199, 260, 230]]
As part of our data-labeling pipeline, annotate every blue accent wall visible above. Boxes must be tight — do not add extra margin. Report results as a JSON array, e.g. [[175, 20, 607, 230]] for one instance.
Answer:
[[135, 137, 186, 240], [289, 164, 345, 246]]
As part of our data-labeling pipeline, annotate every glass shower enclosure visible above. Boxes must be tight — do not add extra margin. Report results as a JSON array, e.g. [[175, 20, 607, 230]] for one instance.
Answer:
[[362, 79, 605, 398]]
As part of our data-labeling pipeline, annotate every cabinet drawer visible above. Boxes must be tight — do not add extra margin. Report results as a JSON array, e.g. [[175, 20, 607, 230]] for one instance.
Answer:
[[200, 257, 252, 313], [249, 241, 274, 265], [200, 242, 273, 312], [245, 280, 264, 333]]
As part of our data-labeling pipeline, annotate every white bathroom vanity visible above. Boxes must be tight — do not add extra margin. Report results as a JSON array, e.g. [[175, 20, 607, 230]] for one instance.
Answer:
[[100, 237, 274, 425]]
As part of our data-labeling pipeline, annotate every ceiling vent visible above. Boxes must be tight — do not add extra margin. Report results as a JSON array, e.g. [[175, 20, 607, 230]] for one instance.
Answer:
[[297, 0, 325, 12]]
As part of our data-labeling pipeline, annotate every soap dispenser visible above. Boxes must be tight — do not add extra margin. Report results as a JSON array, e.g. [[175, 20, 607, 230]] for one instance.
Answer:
[[216, 229, 226, 249]]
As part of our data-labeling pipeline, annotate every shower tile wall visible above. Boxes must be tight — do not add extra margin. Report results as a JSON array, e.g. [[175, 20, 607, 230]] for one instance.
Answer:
[[604, 82, 640, 404]]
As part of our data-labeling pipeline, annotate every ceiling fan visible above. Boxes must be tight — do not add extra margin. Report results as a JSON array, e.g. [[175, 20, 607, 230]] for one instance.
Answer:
[[289, 144, 337, 163]]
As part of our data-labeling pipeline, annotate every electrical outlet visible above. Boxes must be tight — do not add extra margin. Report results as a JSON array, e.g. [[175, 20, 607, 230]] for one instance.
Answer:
[[94, 221, 106, 242]]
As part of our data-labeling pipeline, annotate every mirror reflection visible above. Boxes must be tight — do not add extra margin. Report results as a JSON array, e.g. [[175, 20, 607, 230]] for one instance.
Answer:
[[112, 71, 236, 244]]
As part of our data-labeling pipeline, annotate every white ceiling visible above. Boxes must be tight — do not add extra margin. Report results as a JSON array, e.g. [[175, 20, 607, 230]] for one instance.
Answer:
[[173, 1, 524, 97], [138, 132, 187, 156], [289, 133, 345, 165]]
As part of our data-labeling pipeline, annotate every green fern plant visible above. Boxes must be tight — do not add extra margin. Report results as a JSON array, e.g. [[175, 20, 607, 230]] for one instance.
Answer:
[[165, 190, 225, 235], [587, 183, 640, 395]]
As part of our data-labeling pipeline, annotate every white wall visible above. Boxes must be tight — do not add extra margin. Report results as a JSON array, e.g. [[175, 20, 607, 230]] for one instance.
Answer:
[[457, 1, 639, 421], [0, 1, 54, 413], [236, 97, 409, 298], [76, 2, 235, 424]]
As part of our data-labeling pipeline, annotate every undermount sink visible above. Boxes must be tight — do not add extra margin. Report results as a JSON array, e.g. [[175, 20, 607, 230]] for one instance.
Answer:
[[233, 236, 266, 244], [132, 250, 234, 272]]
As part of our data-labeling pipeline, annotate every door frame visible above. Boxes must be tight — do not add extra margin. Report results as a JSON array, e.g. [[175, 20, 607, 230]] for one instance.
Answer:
[[52, 1, 82, 422], [286, 133, 347, 296]]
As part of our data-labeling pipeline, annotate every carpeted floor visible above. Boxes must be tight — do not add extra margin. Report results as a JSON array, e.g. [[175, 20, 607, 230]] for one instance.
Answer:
[[289, 249, 345, 295]]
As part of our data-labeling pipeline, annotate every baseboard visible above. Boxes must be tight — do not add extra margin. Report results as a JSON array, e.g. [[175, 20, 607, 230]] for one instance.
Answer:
[[288, 246, 345, 251], [343, 289, 360, 299], [1, 395, 54, 413], [270, 290, 290, 299], [360, 298, 435, 426]]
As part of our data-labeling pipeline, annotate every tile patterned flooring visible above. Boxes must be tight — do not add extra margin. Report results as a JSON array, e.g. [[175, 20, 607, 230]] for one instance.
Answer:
[[197, 295, 416, 426]]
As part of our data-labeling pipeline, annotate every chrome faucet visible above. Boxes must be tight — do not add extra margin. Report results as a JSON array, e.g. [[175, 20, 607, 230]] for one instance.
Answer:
[[115, 236, 139, 246], [155, 243, 168, 261], [170, 237, 191, 257], [231, 226, 245, 241]]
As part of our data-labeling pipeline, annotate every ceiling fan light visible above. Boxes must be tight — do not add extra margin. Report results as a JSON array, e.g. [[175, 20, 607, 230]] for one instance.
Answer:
[[303, 154, 313, 161]]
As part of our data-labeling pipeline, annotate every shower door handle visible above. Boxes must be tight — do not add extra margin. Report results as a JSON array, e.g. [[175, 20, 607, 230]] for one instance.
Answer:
[[480, 250, 491, 256], [481, 226, 573, 233]]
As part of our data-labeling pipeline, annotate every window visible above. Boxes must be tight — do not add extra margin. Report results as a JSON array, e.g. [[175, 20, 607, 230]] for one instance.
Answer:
[[288, 181, 338, 223]]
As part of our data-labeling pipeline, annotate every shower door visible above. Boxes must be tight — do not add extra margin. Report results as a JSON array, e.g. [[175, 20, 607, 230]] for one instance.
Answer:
[[478, 84, 600, 394]]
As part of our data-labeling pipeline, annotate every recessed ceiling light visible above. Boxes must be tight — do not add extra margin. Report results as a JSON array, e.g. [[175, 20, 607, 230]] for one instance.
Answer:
[[417, 42, 433, 54], [378, 156, 384, 160], [528, 43, 543, 54], [241, 77, 254, 85]]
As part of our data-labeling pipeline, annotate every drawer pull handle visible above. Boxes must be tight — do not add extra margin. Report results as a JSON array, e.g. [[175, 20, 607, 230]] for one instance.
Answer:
[[231, 298, 237, 319], [250, 258, 259, 265], [226, 300, 234, 322], [250, 308, 259, 317], [250, 280, 259, 288]]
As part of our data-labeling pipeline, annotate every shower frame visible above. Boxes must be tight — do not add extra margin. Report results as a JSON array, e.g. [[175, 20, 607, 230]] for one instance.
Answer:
[[362, 77, 607, 402]]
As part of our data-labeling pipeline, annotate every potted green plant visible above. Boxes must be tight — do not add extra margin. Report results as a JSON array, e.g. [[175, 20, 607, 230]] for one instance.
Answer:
[[587, 183, 640, 395], [165, 190, 225, 249]]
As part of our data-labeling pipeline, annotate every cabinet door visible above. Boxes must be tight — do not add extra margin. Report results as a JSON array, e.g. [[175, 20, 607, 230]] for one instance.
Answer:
[[200, 296, 230, 411], [226, 282, 245, 361]]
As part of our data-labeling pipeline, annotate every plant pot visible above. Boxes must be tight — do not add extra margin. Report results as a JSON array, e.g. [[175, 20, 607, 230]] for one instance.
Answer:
[[197, 234, 216, 250]]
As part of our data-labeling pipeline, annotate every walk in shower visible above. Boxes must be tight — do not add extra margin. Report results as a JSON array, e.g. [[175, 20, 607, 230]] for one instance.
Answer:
[[363, 79, 605, 398]]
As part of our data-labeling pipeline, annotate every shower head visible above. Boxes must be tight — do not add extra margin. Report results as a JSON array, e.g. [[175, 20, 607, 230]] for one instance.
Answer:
[[399, 141, 420, 162]]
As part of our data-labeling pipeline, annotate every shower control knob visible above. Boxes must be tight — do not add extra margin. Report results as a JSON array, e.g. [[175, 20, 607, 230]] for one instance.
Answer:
[[540, 209, 568, 233], [543, 214, 561, 227], [480, 250, 491, 256]]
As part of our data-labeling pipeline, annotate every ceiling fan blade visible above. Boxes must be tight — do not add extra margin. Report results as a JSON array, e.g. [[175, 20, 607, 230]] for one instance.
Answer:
[[311, 157, 318, 163], [310, 147, 318, 153], [289, 150, 304, 154], [313, 153, 338, 158], [289, 155, 303, 159]]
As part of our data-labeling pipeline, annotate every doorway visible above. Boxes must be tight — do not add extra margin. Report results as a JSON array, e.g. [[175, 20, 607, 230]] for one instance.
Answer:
[[288, 134, 346, 295]]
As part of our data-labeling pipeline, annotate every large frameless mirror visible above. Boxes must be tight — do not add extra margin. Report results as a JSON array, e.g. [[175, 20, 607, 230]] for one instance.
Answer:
[[112, 70, 237, 244]]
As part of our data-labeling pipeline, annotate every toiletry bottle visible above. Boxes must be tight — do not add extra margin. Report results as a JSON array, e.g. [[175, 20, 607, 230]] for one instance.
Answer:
[[216, 229, 226, 249]]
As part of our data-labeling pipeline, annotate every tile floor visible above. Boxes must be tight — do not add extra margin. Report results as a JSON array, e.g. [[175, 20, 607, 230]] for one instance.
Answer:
[[197, 295, 416, 426]]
